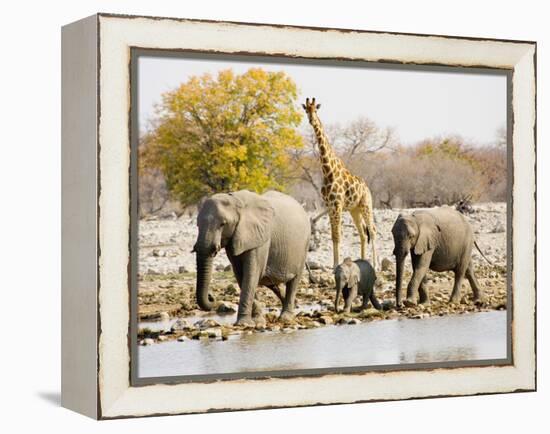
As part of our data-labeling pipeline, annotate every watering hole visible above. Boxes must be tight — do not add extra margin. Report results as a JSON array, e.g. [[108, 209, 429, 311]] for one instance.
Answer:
[[137, 310, 507, 378]]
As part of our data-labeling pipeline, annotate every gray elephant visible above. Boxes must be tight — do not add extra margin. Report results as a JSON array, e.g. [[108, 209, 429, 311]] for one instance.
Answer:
[[334, 258, 381, 313], [391, 206, 484, 307], [193, 190, 310, 326]]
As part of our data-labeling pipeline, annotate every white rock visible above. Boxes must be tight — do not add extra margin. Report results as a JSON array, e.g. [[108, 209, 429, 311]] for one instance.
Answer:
[[205, 328, 222, 338], [307, 260, 322, 270], [216, 301, 238, 313], [171, 318, 191, 331], [194, 318, 221, 329], [319, 316, 334, 325], [381, 257, 394, 272]]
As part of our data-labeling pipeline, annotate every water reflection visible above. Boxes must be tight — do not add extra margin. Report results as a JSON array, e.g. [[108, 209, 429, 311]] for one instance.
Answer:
[[138, 311, 507, 378]]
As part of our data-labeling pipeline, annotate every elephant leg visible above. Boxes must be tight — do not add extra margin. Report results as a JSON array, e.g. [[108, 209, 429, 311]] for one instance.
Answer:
[[251, 296, 267, 327], [342, 287, 350, 307], [343, 285, 357, 314], [233, 260, 266, 326], [235, 250, 262, 327], [268, 284, 286, 304], [350, 209, 366, 260], [228, 256, 244, 286], [328, 205, 343, 268], [450, 267, 467, 304], [251, 298, 262, 316], [465, 262, 484, 303], [361, 294, 370, 310], [334, 286, 342, 313], [418, 276, 430, 305], [405, 253, 432, 306], [280, 276, 300, 324]]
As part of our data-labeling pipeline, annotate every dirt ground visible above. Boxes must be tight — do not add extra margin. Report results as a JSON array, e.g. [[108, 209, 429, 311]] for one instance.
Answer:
[[137, 203, 507, 344]]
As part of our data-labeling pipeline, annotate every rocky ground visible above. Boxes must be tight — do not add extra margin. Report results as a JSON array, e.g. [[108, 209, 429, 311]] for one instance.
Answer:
[[137, 203, 507, 345]]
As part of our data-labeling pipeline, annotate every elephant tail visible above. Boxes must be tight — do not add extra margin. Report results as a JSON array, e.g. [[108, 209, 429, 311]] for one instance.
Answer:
[[474, 240, 493, 265], [305, 261, 318, 284]]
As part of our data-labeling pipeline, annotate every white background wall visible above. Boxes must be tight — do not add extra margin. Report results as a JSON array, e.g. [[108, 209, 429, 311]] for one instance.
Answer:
[[0, 1, 546, 432]]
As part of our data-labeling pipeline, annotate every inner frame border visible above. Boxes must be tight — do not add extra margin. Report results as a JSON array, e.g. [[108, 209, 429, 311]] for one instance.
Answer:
[[128, 48, 514, 387]]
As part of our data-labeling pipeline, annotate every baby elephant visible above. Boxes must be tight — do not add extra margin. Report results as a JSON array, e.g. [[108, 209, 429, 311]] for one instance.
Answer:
[[334, 258, 381, 313]]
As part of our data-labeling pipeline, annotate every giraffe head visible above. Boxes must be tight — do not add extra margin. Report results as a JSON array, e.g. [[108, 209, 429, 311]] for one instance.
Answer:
[[302, 97, 321, 121]]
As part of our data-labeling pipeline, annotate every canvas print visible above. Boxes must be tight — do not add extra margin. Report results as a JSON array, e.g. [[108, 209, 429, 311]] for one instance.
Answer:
[[133, 53, 509, 380]]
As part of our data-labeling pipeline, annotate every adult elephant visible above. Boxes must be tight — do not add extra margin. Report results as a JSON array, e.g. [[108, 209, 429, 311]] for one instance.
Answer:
[[391, 206, 485, 307], [193, 190, 310, 326]]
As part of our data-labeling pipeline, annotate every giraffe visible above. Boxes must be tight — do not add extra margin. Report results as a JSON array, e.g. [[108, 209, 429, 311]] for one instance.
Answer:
[[302, 97, 378, 269]]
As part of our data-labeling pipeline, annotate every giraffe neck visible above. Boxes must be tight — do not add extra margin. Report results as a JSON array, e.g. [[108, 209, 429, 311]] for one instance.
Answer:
[[309, 113, 338, 167]]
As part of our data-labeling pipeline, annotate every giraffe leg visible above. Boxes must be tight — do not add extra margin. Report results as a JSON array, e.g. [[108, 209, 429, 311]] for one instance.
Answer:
[[350, 209, 366, 260], [328, 205, 342, 268]]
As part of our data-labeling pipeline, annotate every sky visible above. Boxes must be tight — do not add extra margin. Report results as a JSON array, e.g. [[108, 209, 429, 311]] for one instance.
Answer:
[[138, 54, 507, 146]]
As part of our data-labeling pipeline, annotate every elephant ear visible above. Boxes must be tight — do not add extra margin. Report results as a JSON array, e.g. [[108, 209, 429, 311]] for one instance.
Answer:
[[413, 213, 440, 255], [230, 190, 274, 256], [349, 262, 361, 286]]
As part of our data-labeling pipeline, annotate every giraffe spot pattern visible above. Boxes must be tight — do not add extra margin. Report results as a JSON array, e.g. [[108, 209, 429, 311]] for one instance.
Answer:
[[305, 110, 378, 258]]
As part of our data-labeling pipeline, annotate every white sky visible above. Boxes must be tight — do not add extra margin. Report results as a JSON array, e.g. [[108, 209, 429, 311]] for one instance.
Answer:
[[138, 55, 507, 146]]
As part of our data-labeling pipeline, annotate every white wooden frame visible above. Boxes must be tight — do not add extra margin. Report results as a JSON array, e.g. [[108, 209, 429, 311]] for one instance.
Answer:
[[61, 13, 536, 419]]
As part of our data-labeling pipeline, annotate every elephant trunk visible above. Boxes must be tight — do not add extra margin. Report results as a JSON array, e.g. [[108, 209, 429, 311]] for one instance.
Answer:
[[334, 288, 341, 313], [196, 254, 215, 311], [395, 254, 405, 307], [334, 277, 344, 312]]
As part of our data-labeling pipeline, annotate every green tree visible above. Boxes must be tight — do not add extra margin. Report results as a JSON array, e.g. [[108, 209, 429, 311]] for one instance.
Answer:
[[141, 68, 303, 207]]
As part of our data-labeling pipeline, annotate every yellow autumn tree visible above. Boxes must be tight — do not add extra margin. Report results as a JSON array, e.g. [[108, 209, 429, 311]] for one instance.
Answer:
[[140, 68, 304, 207]]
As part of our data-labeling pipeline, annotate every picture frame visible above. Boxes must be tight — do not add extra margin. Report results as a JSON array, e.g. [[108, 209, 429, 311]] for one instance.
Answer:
[[61, 13, 536, 419]]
